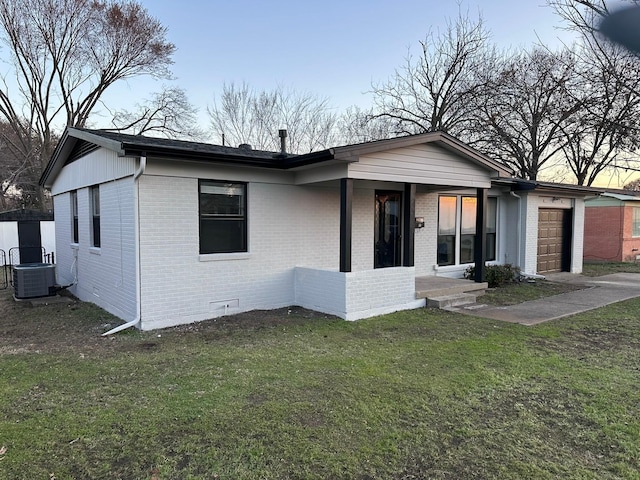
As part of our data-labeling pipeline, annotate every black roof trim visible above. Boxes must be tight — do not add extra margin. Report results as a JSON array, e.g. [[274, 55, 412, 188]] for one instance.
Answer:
[[492, 177, 603, 195]]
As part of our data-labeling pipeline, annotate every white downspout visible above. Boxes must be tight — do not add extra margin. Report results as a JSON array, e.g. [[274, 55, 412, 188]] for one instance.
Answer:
[[103, 155, 146, 336]]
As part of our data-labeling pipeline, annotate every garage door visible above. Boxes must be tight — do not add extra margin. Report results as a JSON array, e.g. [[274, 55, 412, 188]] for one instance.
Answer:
[[537, 209, 571, 273]]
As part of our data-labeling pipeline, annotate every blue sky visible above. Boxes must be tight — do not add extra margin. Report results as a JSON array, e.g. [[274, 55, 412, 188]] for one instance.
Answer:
[[100, 0, 573, 125]]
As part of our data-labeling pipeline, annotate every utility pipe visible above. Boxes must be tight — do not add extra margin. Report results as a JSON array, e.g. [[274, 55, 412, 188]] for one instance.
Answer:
[[103, 154, 146, 336]]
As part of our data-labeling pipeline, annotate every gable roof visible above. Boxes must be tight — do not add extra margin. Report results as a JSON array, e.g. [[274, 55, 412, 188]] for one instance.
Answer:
[[40, 128, 514, 189]]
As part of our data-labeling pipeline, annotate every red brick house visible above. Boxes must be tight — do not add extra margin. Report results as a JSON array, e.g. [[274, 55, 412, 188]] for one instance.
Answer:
[[584, 191, 640, 262]]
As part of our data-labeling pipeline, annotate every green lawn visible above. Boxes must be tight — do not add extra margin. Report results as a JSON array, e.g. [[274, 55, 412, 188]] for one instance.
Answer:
[[582, 261, 640, 276], [1, 288, 640, 478]]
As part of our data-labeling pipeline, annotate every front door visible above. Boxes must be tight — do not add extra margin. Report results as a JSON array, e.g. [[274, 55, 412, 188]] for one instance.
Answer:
[[375, 192, 402, 268]]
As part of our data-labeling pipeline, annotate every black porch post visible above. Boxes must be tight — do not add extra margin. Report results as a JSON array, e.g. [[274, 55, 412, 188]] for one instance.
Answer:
[[402, 183, 416, 267], [340, 178, 353, 273], [474, 187, 488, 283]]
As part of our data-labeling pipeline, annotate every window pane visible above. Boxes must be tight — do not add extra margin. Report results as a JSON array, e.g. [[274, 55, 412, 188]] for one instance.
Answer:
[[200, 182, 245, 216], [460, 234, 475, 264], [92, 187, 100, 216], [461, 197, 476, 234], [437, 235, 455, 266], [486, 197, 497, 260], [438, 196, 456, 235], [486, 233, 496, 261], [91, 186, 100, 247], [93, 217, 101, 248], [71, 191, 78, 243], [200, 219, 246, 254], [634, 207, 640, 237], [486, 197, 497, 232]]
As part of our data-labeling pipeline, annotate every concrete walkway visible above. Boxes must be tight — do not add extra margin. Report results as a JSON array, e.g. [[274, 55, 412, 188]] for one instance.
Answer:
[[446, 272, 640, 326]]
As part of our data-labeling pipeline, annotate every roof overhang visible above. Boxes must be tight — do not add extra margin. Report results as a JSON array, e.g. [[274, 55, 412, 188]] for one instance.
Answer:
[[493, 178, 604, 197]]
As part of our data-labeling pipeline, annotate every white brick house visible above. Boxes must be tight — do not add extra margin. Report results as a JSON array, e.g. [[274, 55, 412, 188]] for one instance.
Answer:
[[40, 128, 593, 331]]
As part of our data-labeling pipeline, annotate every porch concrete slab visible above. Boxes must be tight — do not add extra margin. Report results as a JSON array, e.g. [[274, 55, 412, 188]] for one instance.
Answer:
[[416, 276, 487, 298], [447, 273, 640, 326]]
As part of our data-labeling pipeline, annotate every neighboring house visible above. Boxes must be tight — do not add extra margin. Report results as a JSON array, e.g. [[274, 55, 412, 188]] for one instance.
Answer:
[[0, 209, 55, 265], [584, 191, 640, 262], [40, 127, 594, 331]]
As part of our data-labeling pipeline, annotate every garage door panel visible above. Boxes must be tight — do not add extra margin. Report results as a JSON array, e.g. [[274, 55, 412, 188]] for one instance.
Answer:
[[537, 208, 570, 274]]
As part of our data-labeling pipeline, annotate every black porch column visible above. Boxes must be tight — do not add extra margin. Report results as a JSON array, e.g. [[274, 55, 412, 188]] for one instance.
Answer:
[[402, 183, 416, 267], [474, 187, 488, 282], [340, 178, 353, 273]]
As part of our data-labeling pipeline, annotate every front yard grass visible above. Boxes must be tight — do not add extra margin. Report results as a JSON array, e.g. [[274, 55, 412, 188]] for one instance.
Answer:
[[480, 280, 585, 306], [1, 284, 640, 479], [582, 261, 640, 276]]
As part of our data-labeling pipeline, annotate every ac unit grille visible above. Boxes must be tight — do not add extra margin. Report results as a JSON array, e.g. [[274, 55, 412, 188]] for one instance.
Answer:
[[13, 263, 56, 299]]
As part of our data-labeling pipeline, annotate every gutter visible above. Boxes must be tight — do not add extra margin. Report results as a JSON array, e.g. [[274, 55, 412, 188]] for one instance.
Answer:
[[102, 154, 146, 336]]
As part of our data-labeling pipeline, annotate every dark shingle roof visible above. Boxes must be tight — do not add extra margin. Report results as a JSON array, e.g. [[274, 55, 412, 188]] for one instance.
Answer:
[[80, 128, 289, 161]]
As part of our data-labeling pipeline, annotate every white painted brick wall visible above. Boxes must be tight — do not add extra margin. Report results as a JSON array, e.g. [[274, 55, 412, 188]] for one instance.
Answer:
[[345, 267, 422, 319], [55, 179, 137, 320], [415, 192, 438, 276], [522, 194, 540, 274], [352, 187, 374, 271], [138, 176, 346, 329], [294, 267, 346, 317], [295, 266, 425, 320]]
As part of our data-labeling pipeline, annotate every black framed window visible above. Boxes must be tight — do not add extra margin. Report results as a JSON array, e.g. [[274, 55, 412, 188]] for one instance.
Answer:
[[71, 190, 79, 244], [199, 180, 247, 254], [90, 186, 100, 248], [437, 196, 457, 266], [438, 195, 497, 266]]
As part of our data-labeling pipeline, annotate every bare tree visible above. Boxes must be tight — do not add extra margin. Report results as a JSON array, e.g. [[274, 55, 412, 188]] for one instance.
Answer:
[[468, 48, 584, 180], [0, 0, 176, 208], [208, 82, 339, 153], [623, 177, 640, 190], [108, 86, 203, 139], [369, 8, 493, 136], [558, 42, 640, 185], [337, 106, 397, 145], [546, 0, 640, 185]]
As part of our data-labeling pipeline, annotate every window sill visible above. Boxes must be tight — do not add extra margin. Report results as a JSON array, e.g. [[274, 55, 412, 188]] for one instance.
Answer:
[[199, 252, 251, 262], [89, 247, 101, 255], [70, 243, 79, 250]]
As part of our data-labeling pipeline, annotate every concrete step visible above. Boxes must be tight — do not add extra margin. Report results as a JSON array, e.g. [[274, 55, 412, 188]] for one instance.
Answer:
[[416, 281, 488, 299], [427, 292, 479, 308]]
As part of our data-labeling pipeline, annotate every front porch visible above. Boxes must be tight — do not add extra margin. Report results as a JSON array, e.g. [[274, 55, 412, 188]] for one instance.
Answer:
[[415, 275, 488, 308]]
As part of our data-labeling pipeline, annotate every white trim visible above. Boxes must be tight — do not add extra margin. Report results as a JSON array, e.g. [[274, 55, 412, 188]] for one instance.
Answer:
[[199, 252, 252, 262]]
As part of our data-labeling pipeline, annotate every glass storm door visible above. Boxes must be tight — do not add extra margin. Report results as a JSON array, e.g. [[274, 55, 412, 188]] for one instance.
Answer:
[[375, 192, 402, 268]]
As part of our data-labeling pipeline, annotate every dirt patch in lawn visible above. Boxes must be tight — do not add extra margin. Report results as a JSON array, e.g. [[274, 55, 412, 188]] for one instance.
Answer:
[[0, 287, 335, 356]]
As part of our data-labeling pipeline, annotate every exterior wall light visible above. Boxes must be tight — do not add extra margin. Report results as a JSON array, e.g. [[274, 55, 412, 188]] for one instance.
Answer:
[[415, 216, 425, 229]]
